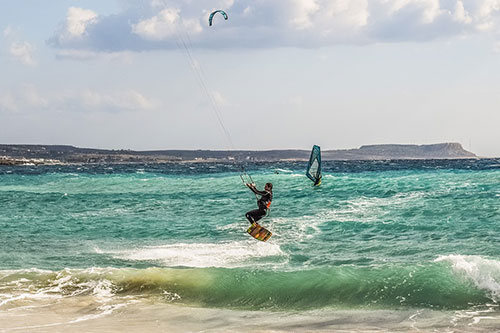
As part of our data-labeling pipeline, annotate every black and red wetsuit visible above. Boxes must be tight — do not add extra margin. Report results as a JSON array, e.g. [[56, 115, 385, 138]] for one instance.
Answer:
[[245, 186, 272, 224]]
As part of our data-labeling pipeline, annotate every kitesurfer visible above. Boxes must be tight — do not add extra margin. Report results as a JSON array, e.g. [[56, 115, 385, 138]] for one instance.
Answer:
[[245, 183, 272, 224]]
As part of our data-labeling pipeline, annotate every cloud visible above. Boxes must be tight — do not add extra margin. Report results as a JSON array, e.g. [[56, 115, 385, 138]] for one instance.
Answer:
[[67, 7, 98, 36], [453, 1, 472, 24], [3, 26, 37, 66], [54, 49, 135, 63], [212, 91, 230, 107], [48, 0, 500, 53], [55, 7, 98, 42], [79, 89, 154, 111], [494, 40, 500, 52], [0, 85, 47, 112], [3, 26, 14, 38], [289, 0, 321, 30], [132, 8, 180, 40], [0, 85, 155, 113], [9, 41, 37, 66]]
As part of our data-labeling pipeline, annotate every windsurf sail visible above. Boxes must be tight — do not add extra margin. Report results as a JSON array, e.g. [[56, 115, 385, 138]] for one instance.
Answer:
[[306, 145, 322, 186]]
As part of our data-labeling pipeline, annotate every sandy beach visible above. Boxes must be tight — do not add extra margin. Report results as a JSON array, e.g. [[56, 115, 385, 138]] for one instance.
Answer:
[[3, 296, 500, 333]]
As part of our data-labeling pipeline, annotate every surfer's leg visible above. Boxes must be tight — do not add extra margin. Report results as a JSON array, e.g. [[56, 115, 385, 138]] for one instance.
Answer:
[[246, 209, 266, 224], [246, 209, 258, 223]]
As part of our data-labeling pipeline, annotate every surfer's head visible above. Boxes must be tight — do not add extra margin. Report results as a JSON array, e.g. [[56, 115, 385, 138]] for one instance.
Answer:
[[265, 183, 273, 191]]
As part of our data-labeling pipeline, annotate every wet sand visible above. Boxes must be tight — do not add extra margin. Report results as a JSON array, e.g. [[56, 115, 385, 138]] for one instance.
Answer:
[[1, 297, 500, 332]]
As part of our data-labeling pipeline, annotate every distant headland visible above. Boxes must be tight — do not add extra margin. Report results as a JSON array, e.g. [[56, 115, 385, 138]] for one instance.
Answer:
[[0, 143, 476, 165]]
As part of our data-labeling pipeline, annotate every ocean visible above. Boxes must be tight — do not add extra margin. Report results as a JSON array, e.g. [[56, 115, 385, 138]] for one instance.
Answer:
[[1, 159, 499, 332]]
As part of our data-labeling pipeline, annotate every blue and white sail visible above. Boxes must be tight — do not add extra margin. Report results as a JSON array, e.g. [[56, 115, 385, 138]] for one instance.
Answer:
[[306, 145, 322, 186]]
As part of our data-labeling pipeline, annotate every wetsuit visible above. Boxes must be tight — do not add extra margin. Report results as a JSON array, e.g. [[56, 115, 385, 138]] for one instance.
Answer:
[[245, 187, 272, 224]]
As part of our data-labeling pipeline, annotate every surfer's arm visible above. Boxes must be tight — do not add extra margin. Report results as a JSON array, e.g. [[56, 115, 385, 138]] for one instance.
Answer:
[[246, 183, 257, 194], [248, 185, 268, 196], [246, 183, 263, 196], [253, 189, 269, 196]]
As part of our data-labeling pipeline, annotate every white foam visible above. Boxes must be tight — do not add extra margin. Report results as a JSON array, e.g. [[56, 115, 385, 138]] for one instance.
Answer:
[[0, 268, 53, 276], [68, 278, 115, 299], [274, 168, 293, 173], [215, 222, 241, 231], [0, 292, 60, 308], [435, 255, 500, 300], [1, 268, 118, 305], [470, 316, 496, 325], [0, 269, 68, 309], [162, 290, 181, 302], [321, 192, 425, 223], [112, 241, 284, 268], [68, 303, 129, 324], [451, 304, 500, 327], [93, 246, 104, 254], [269, 215, 322, 240], [290, 173, 304, 177]]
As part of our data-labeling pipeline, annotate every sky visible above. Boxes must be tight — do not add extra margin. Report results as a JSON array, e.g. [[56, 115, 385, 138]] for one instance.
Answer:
[[1, 0, 500, 156]]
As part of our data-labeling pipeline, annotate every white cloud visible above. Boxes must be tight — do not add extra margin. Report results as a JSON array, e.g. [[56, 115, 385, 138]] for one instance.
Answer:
[[132, 8, 181, 40], [0, 85, 155, 113], [65, 7, 98, 39], [212, 91, 230, 107], [0, 85, 46, 112], [48, 0, 500, 52], [3, 26, 14, 38], [131, 8, 203, 41], [473, 0, 500, 31], [289, 0, 320, 30], [477, 0, 500, 18], [80, 89, 154, 111], [49, 7, 98, 48], [9, 41, 37, 66], [385, 0, 443, 24], [453, 1, 472, 24], [0, 91, 18, 113], [54, 49, 135, 63], [3, 26, 37, 66]]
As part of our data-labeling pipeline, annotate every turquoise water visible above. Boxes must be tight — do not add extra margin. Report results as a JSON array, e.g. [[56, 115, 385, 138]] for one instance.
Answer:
[[1, 160, 500, 313]]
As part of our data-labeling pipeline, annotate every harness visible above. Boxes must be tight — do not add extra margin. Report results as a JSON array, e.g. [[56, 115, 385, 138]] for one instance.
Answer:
[[265, 200, 272, 210], [258, 191, 272, 211]]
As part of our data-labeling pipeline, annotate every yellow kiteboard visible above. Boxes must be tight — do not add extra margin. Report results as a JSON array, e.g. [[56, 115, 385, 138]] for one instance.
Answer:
[[247, 223, 272, 242]]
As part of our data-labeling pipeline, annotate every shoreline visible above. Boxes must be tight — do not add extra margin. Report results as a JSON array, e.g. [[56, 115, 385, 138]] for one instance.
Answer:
[[2, 298, 499, 332], [0, 143, 480, 164], [0, 156, 488, 167]]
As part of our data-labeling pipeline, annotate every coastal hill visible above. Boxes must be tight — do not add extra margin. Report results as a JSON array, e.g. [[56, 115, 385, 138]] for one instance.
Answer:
[[0, 143, 476, 165]]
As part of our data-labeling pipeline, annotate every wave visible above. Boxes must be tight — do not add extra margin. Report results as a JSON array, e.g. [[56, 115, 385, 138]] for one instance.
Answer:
[[435, 255, 500, 299], [1, 257, 499, 311], [103, 241, 286, 268]]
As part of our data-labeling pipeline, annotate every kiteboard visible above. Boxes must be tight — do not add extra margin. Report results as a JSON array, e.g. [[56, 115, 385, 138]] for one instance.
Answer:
[[247, 223, 272, 242]]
